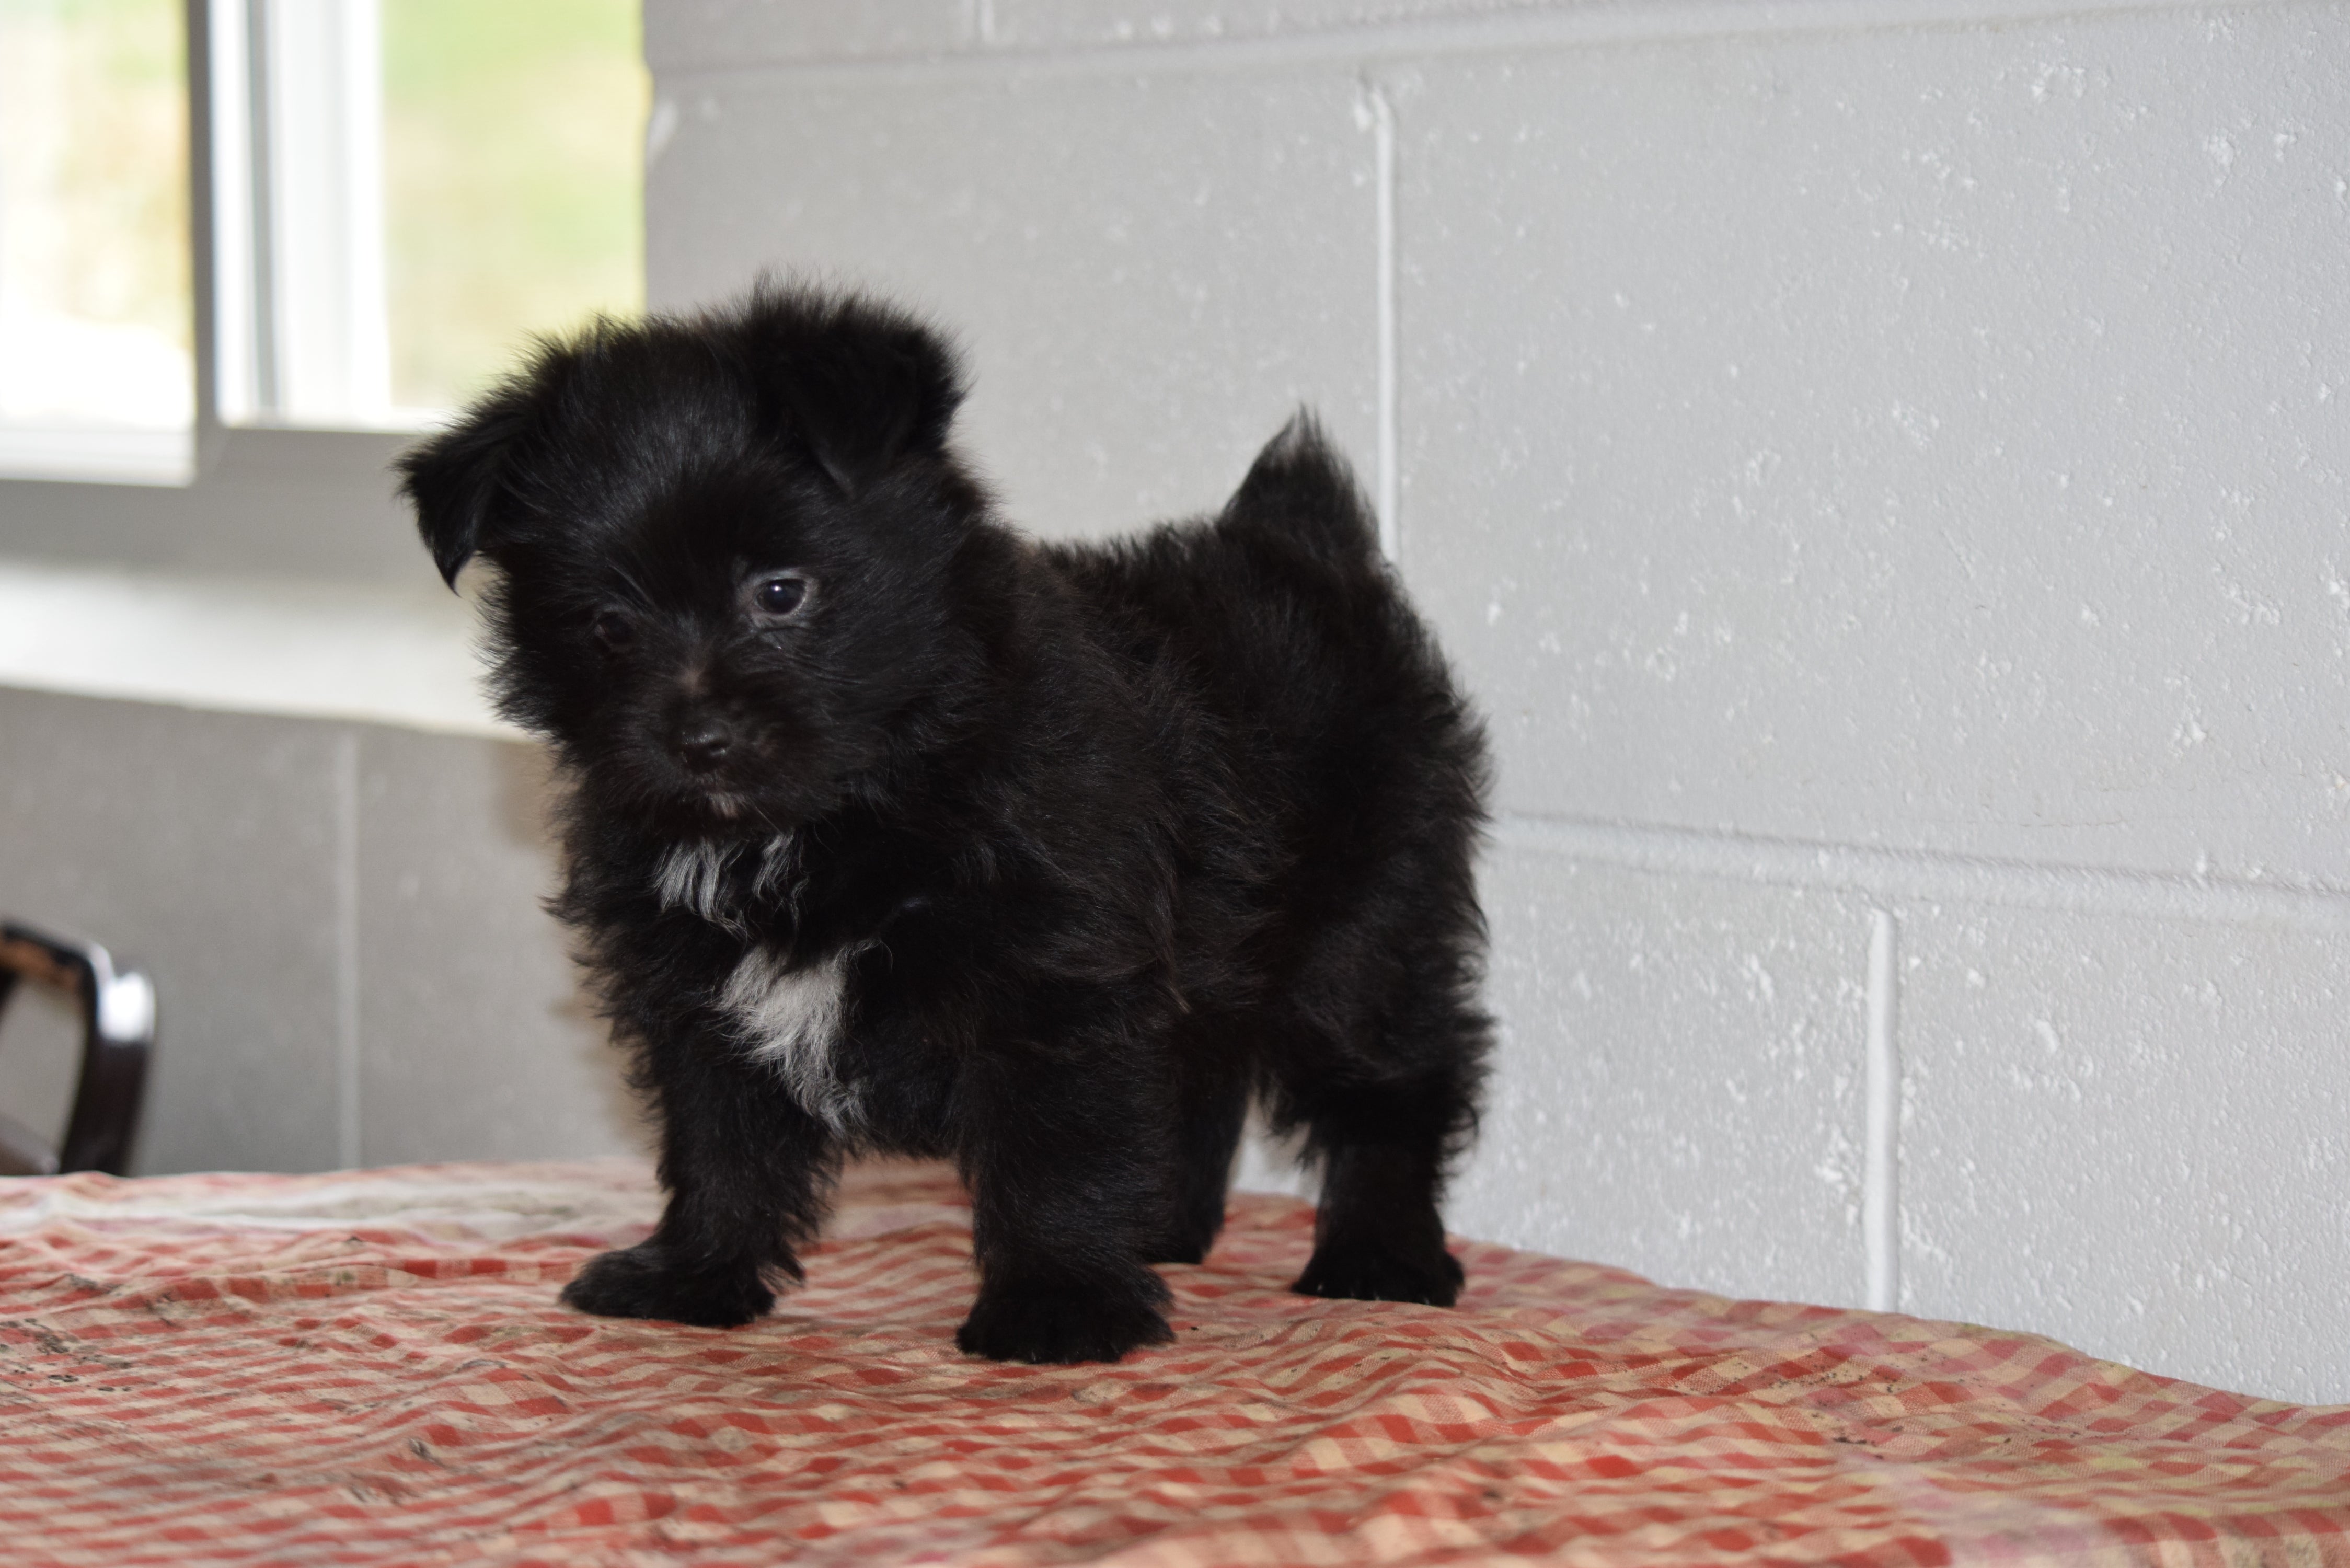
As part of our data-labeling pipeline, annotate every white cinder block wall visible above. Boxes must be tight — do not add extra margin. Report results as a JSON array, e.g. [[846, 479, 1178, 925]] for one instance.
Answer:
[[644, 0, 2350, 1404]]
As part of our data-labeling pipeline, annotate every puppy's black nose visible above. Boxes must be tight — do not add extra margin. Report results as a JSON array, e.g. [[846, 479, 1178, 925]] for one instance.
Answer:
[[675, 720, 734, 774]]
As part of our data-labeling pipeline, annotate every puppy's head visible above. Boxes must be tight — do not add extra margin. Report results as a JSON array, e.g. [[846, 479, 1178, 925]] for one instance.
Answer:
[[398, 285, 985, 837]]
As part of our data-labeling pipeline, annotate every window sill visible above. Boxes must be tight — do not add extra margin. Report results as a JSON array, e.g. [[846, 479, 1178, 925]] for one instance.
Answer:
[[0, 426, 196, 488], [0, 557, 514, 740], [0, 426, 429, 587]]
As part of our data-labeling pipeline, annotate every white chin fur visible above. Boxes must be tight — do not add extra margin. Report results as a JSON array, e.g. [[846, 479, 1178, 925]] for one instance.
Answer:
[[718, 944, 865, 1134], [654, 833, 799, 930], [654, 840, 733, 925]]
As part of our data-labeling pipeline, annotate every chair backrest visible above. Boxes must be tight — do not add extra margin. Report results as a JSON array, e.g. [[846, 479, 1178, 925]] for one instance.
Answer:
[[0, 923, 155, 1177]]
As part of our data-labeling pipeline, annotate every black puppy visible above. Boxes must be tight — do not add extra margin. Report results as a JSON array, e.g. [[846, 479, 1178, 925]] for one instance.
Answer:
[[398, 286, 1491, 1365]]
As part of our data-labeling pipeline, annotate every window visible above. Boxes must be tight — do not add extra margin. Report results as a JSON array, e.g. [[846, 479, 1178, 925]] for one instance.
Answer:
[[0, 0, 193, 482], [379, 0, 643, 415], [213, 0, 645, 427], [0, 0, 644, 483]]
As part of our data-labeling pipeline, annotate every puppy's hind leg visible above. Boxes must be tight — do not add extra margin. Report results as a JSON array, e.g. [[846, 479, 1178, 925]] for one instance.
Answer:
[[1290, 1042, 1482, 1308]]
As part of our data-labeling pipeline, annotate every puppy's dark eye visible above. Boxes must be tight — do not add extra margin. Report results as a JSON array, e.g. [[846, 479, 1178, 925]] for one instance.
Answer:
[[591, 609, 636, 652], [749, 574, 810, 618]]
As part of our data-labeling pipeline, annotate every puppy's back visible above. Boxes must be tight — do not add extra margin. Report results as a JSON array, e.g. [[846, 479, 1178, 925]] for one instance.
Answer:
[[1046, 415, 1399, 708], [1047, 415, 1483, 850]]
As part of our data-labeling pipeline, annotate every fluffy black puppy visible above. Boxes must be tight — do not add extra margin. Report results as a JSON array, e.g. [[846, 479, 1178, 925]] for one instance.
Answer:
[[397, 286, 1491, 1365]]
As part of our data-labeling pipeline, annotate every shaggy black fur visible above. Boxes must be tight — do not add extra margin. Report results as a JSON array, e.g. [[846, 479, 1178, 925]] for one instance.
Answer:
[[397, 286, 1492, 1365]]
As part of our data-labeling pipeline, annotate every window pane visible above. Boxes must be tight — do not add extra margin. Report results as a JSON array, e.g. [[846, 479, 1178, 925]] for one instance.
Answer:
[[381, 0, 643, 414], [0, 0, 192, 469]]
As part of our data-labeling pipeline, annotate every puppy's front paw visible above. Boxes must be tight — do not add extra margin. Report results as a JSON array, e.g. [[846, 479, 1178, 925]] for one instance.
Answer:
[[956, 1277, 1174, 1365], [560, 1240, 775, 1328], [1293, 1240, 1465, 1307]]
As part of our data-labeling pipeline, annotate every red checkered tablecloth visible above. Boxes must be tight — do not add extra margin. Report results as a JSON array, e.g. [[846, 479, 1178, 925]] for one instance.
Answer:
[[3, 1158, 2345, 1565]]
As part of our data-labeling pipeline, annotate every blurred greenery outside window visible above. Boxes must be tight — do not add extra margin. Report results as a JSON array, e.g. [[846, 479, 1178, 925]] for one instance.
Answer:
[[0, 0, 645, 485], [385, 0, 643, 415], [0, 0, 191, 478]]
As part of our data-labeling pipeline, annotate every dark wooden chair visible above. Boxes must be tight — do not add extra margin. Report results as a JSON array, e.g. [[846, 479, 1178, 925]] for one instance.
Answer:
[[0, 922, 155, 1177]]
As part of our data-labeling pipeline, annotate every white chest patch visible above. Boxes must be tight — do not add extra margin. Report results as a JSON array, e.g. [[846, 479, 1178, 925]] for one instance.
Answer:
[[717, 944, 862, 1134]]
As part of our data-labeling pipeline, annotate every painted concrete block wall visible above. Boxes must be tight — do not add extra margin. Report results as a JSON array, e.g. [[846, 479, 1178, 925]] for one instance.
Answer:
[[0, 688, 641, 1177], [646, 60, 1381, 543], [644, 0, 2350, 1403], [1898, 893, 2350, 1408], [1455, 850, 1873, 1313]]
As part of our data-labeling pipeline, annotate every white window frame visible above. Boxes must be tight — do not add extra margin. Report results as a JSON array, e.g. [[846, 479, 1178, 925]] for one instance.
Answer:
[[212, 0, 399, 428]]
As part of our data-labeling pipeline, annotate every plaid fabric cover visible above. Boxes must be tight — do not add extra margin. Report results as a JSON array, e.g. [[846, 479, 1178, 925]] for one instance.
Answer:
[[3, 1158, 2345, 1567]]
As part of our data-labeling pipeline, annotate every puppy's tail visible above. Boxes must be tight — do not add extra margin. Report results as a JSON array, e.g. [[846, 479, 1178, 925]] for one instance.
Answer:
[[1218, 411, 1384, 574]]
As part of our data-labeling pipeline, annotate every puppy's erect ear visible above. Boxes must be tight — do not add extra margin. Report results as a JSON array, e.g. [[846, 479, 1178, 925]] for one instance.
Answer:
[[396, 386, 538, 589], [748, 292, 965, 496]]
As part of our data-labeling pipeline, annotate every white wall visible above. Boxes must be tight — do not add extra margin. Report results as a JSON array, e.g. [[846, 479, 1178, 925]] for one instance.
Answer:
[[644, 0, 2350, 1404], [0, 687, 639, 1177]]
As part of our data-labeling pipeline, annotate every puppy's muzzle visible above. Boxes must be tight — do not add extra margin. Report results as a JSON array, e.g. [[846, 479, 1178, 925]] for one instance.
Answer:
[[674, 718, 735, 775]]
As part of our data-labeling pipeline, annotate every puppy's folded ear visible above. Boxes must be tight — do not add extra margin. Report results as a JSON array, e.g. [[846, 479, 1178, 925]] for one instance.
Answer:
[[396, 387, 537, 589], [749, 292, 965, 497]]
